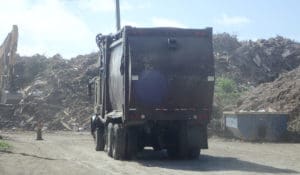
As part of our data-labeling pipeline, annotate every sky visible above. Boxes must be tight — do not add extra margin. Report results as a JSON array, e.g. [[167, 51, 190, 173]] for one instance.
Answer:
[[0, 0, 299, 59]]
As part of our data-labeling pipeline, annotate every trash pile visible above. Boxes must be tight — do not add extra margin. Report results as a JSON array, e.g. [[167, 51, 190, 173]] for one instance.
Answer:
[[0, 53, 98, 130], [215, 35, 300, 86], [237, 66, 300, 132], [213, 33, 241, 54]]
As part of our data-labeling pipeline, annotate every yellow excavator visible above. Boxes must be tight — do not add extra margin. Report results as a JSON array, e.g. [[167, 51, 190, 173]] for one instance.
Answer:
[[0, 25, 22, 105]]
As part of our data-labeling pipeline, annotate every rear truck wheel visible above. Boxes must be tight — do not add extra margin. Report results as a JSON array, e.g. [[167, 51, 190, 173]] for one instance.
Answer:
[[91, 117, 96, 139], [95, 127, 105, 151], [167, 123, 203, 159], [112, 124, 126, 160], [153, 145, 161, 151], [167, 146, 179, 159], [107, 123, 114, 157], [104, 126, 108, 152], [187, 147, 200, 159], [125, 127, 138, 160], [167, 124, 188, 159], [137, 143, 144, 152], [152, 138, 161, 151], [166, 140, 188, 159], [167, 133, 180, 159], [185, 125, 203, 159]]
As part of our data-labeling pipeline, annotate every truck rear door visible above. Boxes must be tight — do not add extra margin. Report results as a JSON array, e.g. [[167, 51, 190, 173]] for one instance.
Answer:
[[127, 27, 214, 112]]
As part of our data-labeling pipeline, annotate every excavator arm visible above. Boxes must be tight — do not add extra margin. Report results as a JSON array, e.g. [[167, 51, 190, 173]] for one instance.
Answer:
[[0, 25, 22, 104]]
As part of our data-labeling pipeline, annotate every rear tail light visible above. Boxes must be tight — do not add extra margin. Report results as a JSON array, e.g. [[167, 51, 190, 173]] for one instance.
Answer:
[[128, 114, 146, 120], [198, 114, 209, 120], [128, 114, 140, 120]]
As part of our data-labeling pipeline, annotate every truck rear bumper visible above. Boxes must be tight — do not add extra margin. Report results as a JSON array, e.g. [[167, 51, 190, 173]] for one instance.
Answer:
[[126, 109, 209, 123], [124, 119, 209, 149]]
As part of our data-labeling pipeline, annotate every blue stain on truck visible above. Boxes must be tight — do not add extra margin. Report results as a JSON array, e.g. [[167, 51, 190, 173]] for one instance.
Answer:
[[134, 70, 168, 107]]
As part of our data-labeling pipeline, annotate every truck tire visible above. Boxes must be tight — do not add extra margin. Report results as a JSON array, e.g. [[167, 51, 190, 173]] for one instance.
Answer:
[[167, 146, 179, 159], [167, 139, 188, 159], [153, 144, 161, 151], [95, 127, 105, 151], [107, 123, 114, 157], [167, 124, 188, 159], [91, 118, 96, 139], [186, 125, 202, 159], [125, 128, 138, 160], [112, 124, 126, 160], [188, 147, 200, 159]]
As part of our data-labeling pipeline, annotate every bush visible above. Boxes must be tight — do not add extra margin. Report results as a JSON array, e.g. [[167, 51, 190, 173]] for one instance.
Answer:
[[215, 77, 241, 107], [0, 140, 11, 151]]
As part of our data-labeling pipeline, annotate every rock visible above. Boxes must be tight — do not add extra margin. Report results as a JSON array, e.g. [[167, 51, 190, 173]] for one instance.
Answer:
[[253, 55, 262, 67]]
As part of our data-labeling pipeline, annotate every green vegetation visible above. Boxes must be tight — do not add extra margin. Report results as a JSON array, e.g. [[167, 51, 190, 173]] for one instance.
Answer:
[[215, 77, 242, 107], [0, 140, 11, 151]]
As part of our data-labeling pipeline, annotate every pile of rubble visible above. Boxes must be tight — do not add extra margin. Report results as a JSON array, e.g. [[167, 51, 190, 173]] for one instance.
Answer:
[[213, 33, 241, 54], [215, 36, 300, 86], [237, 66, 300, 132], [0, 53, 98, 130]]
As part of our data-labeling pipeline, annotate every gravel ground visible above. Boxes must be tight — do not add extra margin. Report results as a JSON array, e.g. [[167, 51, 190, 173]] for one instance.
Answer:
[[0, 131, 299, 175]]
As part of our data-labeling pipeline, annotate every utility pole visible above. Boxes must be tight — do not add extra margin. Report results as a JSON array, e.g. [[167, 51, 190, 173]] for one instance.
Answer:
[[115, 0, 121, 31]]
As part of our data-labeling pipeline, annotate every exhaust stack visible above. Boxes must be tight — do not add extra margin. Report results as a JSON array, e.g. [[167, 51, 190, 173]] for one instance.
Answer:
[[115, 0, 121, 31]]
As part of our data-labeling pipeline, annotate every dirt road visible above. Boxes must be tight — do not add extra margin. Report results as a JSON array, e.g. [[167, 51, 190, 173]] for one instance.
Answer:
[[0, 131, 299, 175]]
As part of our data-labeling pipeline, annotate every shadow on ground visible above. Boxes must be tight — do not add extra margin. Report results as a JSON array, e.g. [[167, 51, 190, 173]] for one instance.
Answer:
[[135, 150, 298, 174], [0, 150, 61, 161]]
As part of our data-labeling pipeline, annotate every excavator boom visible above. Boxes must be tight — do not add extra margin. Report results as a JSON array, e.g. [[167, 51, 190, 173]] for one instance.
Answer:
[[0, 25, 22, 104]]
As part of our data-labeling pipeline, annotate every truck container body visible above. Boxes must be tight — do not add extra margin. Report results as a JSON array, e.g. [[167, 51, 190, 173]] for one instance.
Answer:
[[90, 26, 214, 160]]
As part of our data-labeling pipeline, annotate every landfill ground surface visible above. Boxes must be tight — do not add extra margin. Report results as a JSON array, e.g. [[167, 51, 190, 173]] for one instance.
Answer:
[[0, 131, 299, 175]]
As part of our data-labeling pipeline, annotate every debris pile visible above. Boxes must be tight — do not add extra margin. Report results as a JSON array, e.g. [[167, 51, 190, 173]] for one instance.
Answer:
[[237, 66, 300, 132], [0, 53, 98, 130], [213, 34, 300, 133], [213, 33, 241, 54], [215, 36, 300, 86], [14, 54, 48, 88]]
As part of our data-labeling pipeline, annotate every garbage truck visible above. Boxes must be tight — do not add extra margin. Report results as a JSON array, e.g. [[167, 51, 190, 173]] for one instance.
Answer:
[[89, 25, 215, 160]]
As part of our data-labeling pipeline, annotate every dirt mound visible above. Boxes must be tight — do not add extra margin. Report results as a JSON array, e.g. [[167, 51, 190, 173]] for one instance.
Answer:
[[237, 66, 300, 132]]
